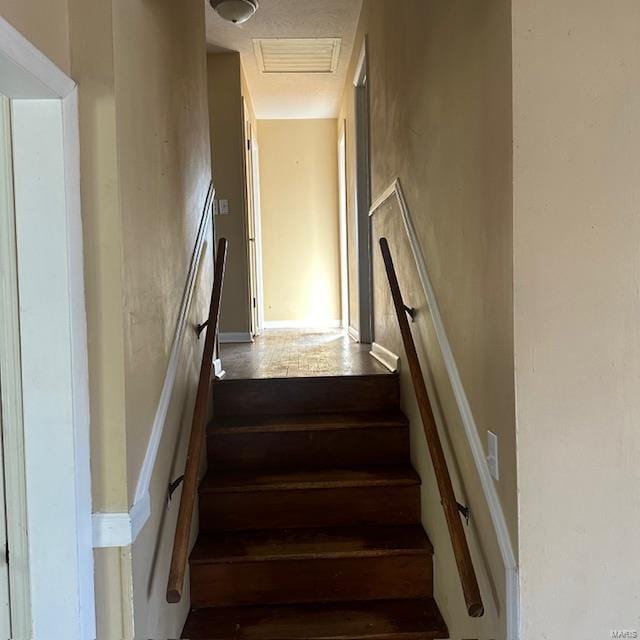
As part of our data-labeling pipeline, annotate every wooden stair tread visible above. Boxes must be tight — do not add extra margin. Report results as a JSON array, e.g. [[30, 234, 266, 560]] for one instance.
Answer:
[[191, 526, 433, 564], [182, 598, 449, 639], [209, 411, 409, 435], [200, 468, 421, 494]]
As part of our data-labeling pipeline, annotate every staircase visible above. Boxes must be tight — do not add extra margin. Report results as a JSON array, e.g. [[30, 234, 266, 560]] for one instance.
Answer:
[[182, 373, 449, 639]]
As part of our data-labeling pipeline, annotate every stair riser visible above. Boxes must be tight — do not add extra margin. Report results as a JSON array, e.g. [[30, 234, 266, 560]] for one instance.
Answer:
[[208, 427, 409, 471], [199, 486, 421, 532], [190, 555, 433, 607], [213, 376, 400, 416]]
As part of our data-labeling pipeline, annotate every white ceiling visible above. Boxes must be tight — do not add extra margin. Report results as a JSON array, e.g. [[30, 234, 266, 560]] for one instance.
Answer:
[[205, 0, 363, 119]]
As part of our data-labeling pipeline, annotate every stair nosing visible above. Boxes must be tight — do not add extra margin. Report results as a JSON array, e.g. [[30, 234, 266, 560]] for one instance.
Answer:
[[191, 546, 432, 565], [216, 373, 398, 384], [200, 468, 421, 494], [208, 411, 409, 435], [190, 526, 433, 565]]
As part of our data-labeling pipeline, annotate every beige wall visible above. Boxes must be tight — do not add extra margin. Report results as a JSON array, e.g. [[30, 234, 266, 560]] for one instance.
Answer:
[[258, 119, 341, 325], [68, 0, 127, 515], [113, 0, 212, 507], [68, 0, 213, 637], [114, 1, 212, 638], [513, 1, 640, 637], [0, 0, 70, 73], [207, 53, 253, 335], [339, 2, 513, 637]]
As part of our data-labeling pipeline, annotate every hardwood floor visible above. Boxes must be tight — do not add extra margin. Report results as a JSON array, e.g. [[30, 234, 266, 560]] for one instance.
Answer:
[[220, 329, 388, 379]]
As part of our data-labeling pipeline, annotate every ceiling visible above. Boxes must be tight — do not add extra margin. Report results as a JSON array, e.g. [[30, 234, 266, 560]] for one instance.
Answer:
[[205, 0, 363, 119]]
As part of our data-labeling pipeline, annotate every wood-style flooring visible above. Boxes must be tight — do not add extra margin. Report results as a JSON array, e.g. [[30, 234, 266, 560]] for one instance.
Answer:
[[220, 329, 388, 379]]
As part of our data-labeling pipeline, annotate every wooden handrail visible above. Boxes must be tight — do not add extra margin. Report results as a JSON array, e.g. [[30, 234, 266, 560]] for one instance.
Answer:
[[379, 237, 484, 618], [166, 237, 228, 604]]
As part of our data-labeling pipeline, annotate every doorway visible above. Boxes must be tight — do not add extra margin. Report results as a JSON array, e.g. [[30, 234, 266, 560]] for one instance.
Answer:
[[243, 100, 264, 337], [0, 19, 95, 638], [354, 40, 373, 344], [338, 124, 349, 330]]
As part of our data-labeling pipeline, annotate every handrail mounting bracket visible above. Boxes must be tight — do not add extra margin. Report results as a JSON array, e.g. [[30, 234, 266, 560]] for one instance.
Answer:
[[195, 320, 209, 339]]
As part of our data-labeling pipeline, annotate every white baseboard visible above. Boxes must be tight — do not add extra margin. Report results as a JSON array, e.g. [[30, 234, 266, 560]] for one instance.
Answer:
[[92, 492, 150, 549], [348, 326, 360, 342], [219, 332, 253, 344], [263, 320, 342, 329], [370, 342, 400, 373]]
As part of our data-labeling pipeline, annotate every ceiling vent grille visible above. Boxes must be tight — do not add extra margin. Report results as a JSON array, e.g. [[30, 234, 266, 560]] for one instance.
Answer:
[[253, 38, 342, 74]]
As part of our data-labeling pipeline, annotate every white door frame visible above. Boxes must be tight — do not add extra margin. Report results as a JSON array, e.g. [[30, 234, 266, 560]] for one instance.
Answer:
[[250, 137, 265, 335], [0, 17, 95, 640], [0, 94, 31, 639], [338, 123, 350, 330], [353, 38, 373, 344], [242, 101, 263, 337]]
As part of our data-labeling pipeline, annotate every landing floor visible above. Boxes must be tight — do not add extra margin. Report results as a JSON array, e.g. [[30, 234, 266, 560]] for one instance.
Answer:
[[220, 329, 388, 380]]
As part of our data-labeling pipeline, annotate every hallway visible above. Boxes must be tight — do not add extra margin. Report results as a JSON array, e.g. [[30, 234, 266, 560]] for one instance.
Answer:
[[220, 329, 387, 379], [2, 0, 639, 638]]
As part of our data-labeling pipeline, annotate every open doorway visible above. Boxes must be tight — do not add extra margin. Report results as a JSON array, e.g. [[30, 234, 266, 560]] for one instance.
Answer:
[[353, 40, 373, 344], [243, 100, 264, 338], [338, 123, 350, 330]]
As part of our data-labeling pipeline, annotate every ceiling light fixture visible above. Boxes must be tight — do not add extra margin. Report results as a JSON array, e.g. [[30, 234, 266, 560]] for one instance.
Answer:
[[209, 0, 259, 25]]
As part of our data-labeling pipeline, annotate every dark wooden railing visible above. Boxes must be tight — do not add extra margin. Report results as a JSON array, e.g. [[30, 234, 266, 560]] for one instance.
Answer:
[[379, 237, 484, 618], [166, 237, 228, 604]]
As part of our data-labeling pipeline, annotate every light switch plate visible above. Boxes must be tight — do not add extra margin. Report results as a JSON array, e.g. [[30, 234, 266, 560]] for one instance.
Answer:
[[219, 199, 230, 215], [487, 431, 499, 481]]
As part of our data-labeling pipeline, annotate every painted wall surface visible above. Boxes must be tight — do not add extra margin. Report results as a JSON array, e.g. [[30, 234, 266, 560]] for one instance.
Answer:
[[113, 0, 212, 507], [68, 0, 213, 637], [207, 53, 253, 335], [513, 1, 640, 637], [69, 0, 126, 515], [0, 0, 70, 73], [113, 1, 212, 638], [258, 119, 341, 325], [339, 2, 513, 637]]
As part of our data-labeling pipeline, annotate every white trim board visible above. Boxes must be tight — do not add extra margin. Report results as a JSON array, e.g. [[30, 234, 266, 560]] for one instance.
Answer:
[[219, 332, 254, 344], [370, 342, 400, 373], [370, 178, 520, 640], [263, 320, 342, 330], [0, 18, 74, 99], [0, 94, 31, 640], [92, 493, 151, 549], [92, 183, 214, 549], [348, 326, 360, 343]]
